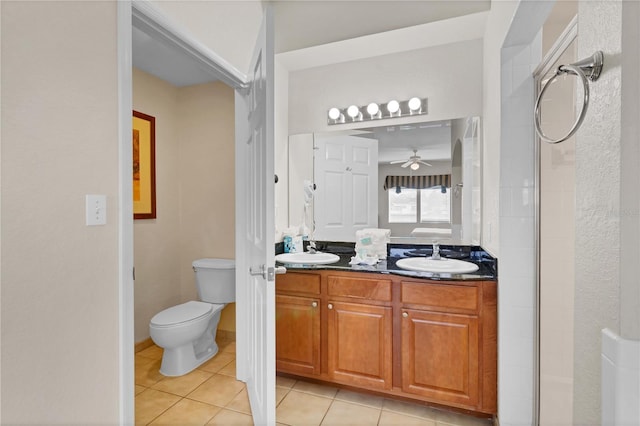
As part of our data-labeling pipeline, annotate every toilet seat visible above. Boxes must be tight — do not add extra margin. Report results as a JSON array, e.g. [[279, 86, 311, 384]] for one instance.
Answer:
[[150, 301, 219, 328]]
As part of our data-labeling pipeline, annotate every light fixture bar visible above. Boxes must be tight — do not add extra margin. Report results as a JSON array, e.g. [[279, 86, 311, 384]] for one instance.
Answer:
[[327, 98, 428, 125]]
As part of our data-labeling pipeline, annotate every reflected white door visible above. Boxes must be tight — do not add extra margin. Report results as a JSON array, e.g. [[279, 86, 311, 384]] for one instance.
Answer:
[[314, 135, 378, 241], [234, 6, 275, 425]]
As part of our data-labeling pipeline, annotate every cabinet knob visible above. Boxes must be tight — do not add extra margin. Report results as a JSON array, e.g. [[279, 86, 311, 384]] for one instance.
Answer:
[[402, 312, 409, 318], [328, 303, 333, 310], [311, 302, 318, 308]]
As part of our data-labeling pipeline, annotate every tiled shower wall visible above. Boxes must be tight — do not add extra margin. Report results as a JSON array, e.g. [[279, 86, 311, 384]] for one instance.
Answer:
[[498, 33, 541, 425]]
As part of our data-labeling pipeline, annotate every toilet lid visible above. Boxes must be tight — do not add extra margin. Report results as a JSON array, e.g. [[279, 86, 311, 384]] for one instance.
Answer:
[[150, 301, 213, 327]]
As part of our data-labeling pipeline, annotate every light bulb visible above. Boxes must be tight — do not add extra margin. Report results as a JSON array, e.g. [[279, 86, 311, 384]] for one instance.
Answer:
[[387, 100, 400, 114], [366, 102, 379, 116], [410, 162, 420, 171], [408, 97, 421, 112], [328, 107, 341, 120], [347, 105, 360, 118]]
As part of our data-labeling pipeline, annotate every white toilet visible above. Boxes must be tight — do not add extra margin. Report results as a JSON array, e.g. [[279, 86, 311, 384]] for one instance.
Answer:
[[149, 258, 235, 376]]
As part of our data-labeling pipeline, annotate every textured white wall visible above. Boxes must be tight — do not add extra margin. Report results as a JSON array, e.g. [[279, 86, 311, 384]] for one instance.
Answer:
[[1, 2, 120, 422], [573, 2, 632, 423], [619, 0, 640, 342]]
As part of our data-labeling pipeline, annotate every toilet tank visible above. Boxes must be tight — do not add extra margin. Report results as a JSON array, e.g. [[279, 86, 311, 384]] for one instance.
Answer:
[[192, 258, 235, 303]]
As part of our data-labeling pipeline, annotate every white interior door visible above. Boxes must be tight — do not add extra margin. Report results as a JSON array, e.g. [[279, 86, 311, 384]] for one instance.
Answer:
[[234, 7, 275, 425], [314, 134, 378, 241]]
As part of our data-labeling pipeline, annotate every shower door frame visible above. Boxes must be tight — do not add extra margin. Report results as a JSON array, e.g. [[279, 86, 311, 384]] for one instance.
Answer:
[[532, 14, 578, 425]]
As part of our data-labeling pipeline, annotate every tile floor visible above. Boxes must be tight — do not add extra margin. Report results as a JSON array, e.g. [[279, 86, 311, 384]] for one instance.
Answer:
[[136, 338, 494, 425]]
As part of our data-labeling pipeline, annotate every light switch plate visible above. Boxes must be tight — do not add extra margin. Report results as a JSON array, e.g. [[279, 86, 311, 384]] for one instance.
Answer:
[[86, 194, 107, 226]]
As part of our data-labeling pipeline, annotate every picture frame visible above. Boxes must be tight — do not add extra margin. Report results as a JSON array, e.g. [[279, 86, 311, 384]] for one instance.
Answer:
[[132, 110, 156, 219]]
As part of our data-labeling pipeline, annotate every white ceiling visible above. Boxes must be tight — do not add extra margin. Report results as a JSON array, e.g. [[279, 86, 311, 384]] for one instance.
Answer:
[[361, 120, 453, 164], [132, 1, 489, 163], [272, 1, 490, 54], [132, 1, 490, 87]]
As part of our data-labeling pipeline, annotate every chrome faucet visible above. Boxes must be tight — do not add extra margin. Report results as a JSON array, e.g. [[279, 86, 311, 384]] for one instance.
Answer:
[[432, 242, 441, 260], [307, 240, 317, 254]]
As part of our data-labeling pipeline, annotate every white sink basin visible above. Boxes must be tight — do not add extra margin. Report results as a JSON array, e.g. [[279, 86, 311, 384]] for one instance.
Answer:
[[395, 257, 479, 274], [275, 252, 340, 265]]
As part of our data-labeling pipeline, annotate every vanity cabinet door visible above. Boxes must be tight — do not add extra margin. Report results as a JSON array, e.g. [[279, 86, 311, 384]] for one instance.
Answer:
[[275, 294, 321, 376], [327, 301, 392, 390], [401, 308, 479, 408]]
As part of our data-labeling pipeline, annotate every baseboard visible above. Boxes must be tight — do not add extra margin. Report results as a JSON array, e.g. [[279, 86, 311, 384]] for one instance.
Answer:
[[135, 329, 235, 353], [218, 329, 236, 342], [135, 338, 154, 353]]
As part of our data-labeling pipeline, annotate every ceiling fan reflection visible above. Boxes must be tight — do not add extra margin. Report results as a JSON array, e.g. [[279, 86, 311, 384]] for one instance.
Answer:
[[389, 149, 432, 170]]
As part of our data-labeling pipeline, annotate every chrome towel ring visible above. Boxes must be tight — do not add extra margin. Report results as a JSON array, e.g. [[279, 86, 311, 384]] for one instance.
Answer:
[[534, 51, 604, 144]]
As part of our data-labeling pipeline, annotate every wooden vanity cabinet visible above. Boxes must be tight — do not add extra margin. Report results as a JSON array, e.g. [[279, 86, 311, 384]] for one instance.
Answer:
[[326, 275, 393, 390], [275, 272, 321, 376], [401, 308, 480, 406], [401, 280, 496, 413], [275, 270, 497, 416]]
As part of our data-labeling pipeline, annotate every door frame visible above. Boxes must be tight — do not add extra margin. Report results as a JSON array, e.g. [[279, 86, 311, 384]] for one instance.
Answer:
[[117, 2, 249, 423]]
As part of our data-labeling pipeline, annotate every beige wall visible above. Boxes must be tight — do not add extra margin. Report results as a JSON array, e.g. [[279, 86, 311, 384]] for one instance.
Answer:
[[1, 1, 120, 423], [133, 70, 236, 343], [176, 81, 236, 333], [133, 69, 182, 342]]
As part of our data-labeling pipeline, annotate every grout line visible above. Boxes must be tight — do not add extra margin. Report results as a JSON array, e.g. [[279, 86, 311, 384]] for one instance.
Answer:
[[318, 398, 335, 426], [142, 393, 183, 426], [136, 344, 489, 426], [375, 406, 383, 426]]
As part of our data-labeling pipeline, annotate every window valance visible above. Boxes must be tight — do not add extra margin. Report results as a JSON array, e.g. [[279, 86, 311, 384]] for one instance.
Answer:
[[383, 174, 451, 190]]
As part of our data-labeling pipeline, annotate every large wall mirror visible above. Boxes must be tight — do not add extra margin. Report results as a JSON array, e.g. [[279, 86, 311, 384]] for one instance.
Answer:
[[286, 116, 481, 245]]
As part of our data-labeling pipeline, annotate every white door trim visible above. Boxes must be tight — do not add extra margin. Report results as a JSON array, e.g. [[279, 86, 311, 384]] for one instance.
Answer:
[[116, 3, 135, 423], [117, 1, 250, 423]]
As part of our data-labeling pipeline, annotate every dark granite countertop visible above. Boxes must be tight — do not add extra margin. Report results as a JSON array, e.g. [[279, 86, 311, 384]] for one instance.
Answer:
[[275, 241, 497, 281]]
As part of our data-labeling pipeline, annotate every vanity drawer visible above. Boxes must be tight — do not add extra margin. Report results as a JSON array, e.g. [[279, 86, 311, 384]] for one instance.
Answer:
[[328, 275, 392, 302], [276, 272, 321, 295], [401, 281, 479, 313]]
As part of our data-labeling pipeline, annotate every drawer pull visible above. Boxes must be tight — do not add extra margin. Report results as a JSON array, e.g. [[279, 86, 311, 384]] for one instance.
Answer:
[[402, 312, 409, 318], [328, 303, 333, 310], [311, 302, 318, 308]]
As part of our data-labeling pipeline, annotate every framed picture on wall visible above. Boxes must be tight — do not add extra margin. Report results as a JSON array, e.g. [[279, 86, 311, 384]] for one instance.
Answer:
[[133, 110, 156, 219]]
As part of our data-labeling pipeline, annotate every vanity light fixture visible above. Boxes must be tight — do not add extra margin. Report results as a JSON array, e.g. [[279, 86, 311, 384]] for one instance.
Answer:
[[328, 107, 344, 123], [408, 97, 422, 114], [327, 97, 427, 125], [366, 102, 381, 119], [387, 100, 400, 115], [346, 105, 362, 121]]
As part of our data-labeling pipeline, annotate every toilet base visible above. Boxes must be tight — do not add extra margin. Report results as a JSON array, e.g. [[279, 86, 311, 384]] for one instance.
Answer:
[[160, 341, 219, 377], [159, 314, 221, 376]]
